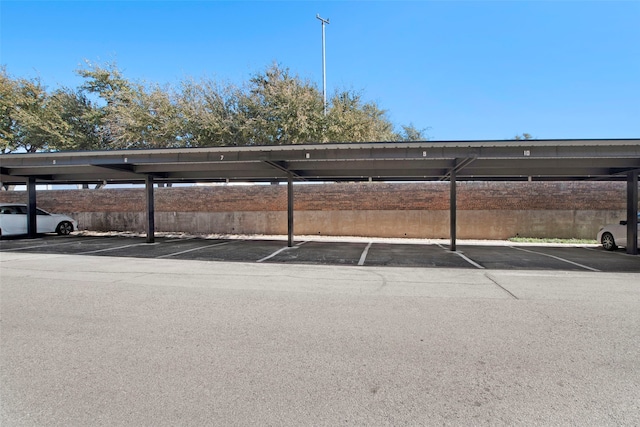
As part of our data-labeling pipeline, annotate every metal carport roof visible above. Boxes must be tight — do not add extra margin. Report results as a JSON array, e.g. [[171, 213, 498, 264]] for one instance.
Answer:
[[1, 139, 639, 184], [1, 139, 639, 253]]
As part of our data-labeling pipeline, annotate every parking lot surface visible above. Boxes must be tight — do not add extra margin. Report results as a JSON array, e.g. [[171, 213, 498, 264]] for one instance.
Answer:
[[1, 244, 639, 426], [1, 233, 639, 272]]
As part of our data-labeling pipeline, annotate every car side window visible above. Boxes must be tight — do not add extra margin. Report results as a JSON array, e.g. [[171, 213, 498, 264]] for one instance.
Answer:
[[2, 206, 23, 214]]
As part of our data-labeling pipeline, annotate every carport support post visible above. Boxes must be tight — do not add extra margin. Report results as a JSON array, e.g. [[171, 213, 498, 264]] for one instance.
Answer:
[[627, 170, 638, 255], [26, 177, 37, 238], [450, 170, 457, 251], [287, 173, 294, 247], [145, 175, 155, 244]]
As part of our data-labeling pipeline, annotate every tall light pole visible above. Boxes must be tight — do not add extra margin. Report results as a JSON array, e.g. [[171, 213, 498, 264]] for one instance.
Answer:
[[316, 14, 329, 115]]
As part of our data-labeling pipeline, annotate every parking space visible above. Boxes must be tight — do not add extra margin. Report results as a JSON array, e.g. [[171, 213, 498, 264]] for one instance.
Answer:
[[170, 239, 284, 262], [264, 241, 369, 266], [529, 246, 640, 272], [361, 243, 473, 268], [456, 245, 595, 271], [1, 234, 639, 272]]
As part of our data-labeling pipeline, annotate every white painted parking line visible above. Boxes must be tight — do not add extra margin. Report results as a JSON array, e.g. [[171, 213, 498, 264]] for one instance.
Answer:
[[77, 243, 148, 255], [509, 246, 601, 272], [256, 241, 306, 263], [156, 241, 234, 258], [582, 246, 639, 257], [436, 244, 484, 269], [257, 246, 298, 263], [453, 251, 485, 269], [0, 238, 104, 252], [358, 242, 373, 266], [164, 237, 197, 243]]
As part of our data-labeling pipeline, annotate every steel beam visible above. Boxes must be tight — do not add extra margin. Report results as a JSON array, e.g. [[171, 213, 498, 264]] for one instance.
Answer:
[[439, 157, 477, 181], [450, 169, 457, 252], [288, 173, 294, 247], [146, 175, 155, 244], [27, 177, 37, 238], [627, 171, 638, 255]]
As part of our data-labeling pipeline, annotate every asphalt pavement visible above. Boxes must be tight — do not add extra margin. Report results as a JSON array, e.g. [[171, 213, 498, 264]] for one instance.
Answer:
[[1, 248, 639, 426], [1, 234, 640, 272]]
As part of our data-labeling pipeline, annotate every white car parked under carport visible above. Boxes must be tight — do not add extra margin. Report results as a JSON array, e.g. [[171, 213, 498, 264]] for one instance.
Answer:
[[0, 204, 77, 237], [597, 213, 640, 251]]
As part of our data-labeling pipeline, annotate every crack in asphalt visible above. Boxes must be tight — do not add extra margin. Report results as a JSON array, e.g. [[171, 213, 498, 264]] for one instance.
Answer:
[[484, 273, 519, 300]]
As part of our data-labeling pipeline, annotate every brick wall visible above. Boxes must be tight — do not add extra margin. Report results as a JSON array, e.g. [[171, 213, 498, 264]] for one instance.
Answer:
[[0, 181, 634, 239]]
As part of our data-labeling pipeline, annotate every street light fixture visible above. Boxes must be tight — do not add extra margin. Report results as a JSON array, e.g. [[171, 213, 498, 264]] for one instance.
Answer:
[[316, 14, 329, 116]]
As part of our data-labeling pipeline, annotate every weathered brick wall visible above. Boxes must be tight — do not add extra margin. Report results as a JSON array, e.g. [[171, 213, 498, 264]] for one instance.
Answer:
[[0, 182, 634, 239]]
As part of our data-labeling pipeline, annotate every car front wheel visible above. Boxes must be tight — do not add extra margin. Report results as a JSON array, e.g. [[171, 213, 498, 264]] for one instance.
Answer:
[[601, 232, 617, 251], [56, 221, 74, 235]]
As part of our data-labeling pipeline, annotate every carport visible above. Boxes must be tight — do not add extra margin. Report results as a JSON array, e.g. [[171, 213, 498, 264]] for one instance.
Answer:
[[1, 139, 639, 254]]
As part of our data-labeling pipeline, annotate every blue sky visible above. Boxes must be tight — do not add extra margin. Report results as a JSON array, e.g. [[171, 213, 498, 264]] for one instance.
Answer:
[[1, 0, 639, 141]]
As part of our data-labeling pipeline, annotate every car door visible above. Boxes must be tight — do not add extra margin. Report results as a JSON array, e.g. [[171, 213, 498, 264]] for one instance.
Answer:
[[612, 220, 640, 248], [0, 206, 28, 235], [36, 208, 57, 233], [612, 223, 627, 247]]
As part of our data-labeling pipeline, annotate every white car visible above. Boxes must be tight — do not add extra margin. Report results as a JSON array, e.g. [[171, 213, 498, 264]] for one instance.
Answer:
[[597, 213, 640, 251], [0, 204, 77, 237]]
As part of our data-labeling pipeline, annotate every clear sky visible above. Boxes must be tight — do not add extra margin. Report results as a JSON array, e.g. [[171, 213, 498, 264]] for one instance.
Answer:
[[1, 0, 639, 141]]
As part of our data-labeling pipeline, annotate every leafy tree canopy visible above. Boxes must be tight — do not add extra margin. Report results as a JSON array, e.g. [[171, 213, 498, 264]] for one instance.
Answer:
[[1, 62, 430, 153]]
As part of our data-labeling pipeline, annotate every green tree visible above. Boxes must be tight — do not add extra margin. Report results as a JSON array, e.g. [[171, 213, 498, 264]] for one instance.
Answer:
[[397, 123, 430, 141], [78, 62, 184, 148], [2, 61, 431, 152], [0, 67, 19, 153], [76, 61, 131, 148], [0, 68, 67, 152], [238, 63, 325, 145], [48, 87, 107, 151], [513, 133, 534, 140], [325, 90, 396, 142], [110, 83, 184, 149], [77, 61, 131, 105], [176, 77, 243, 147]]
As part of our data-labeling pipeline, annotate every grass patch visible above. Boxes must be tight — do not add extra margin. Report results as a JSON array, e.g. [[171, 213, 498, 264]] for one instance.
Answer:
[[508, 237, 597, 244]]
